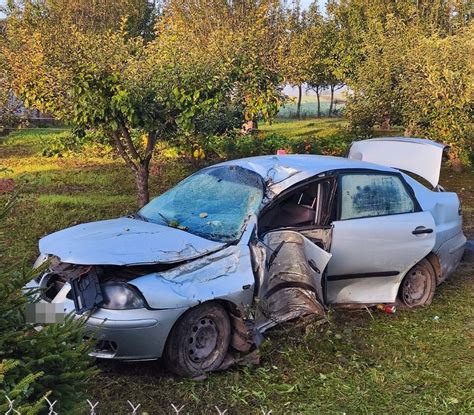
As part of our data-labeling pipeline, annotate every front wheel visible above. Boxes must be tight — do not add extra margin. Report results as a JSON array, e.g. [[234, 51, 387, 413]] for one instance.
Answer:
[[399, 258, 436, 308], [163, 302, 231, 377]]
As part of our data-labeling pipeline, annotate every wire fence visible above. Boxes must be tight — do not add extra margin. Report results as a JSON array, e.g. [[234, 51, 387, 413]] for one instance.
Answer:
[[3, 395, 274, 415]]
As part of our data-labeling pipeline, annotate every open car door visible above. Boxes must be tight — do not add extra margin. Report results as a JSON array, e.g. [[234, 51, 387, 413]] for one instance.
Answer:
[[255, 231, 332, 333], [347, 137, 447, 188]]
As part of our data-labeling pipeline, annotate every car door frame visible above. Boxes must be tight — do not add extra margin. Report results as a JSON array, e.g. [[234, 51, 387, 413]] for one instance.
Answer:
[[256, 172, 339, 304], [326, 167, 436, 305], [257, 172, 339, 235]]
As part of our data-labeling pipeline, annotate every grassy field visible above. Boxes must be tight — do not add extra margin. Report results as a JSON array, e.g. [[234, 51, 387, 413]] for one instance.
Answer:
[[1, 120, 473, 414], [278, 95, 346, 118], [261, 117, 349, 139]]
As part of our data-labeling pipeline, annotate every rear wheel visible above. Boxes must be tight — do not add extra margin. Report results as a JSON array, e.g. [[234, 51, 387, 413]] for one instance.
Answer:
[[163, 302, 231, 377], [399, 259, 436, 308]]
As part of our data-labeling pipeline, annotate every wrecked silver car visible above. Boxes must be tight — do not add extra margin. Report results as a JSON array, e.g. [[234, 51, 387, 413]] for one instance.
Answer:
[[27, 138, 466, 376]]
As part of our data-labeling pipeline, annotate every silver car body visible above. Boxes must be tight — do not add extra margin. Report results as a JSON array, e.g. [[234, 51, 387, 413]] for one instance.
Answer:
[[27, 138, 466, 361]]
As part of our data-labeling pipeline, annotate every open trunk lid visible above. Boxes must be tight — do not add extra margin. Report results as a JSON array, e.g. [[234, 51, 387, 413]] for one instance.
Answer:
[[347, 137, 447, 187]]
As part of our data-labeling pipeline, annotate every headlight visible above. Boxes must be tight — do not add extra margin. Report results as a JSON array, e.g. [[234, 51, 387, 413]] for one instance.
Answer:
[[100, 282, 146, 310]]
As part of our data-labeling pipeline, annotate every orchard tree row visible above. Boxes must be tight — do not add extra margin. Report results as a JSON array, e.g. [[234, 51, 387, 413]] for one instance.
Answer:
[[0, 0, 472, 206]]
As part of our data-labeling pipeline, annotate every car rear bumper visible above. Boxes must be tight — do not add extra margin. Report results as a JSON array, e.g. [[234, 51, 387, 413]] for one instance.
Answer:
[[436, 231, 467, 282]]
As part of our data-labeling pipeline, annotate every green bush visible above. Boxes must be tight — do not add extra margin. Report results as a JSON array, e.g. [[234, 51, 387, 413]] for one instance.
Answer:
[[205, 129, 354, 160], [0, 193, 97, 414], [38, 125, 355, 163], [345, 19, 472, 166], [40, 132, 80, 157], [194, 105, 244, 136], [0, 113, 23, 136], [40, 130, 114, 158], [400, 29, 473, 167], [345, 95, 380, 139]]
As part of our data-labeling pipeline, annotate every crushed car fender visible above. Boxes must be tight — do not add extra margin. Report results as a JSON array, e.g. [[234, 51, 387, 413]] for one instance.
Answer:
[[131, 245, 255, 309]]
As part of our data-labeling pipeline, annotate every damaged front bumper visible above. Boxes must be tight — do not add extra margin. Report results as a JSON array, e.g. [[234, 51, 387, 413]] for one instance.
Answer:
[[85, 307, 187, 360], [25, 279, 187, 361]]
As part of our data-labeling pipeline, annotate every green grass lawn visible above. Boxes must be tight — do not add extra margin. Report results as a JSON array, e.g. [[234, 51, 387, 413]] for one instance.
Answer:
[[278, 95, 346, 118], [261, 117, 349, 139], [1, 121, 473, 414]]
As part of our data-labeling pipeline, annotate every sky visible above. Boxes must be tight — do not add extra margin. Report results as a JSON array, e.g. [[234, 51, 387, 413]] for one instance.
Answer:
[[302, 0, 325, 11], [0, 0, 326, 18]]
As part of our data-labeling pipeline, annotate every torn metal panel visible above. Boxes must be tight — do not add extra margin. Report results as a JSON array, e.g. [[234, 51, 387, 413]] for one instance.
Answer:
[[348, 137, 447, 187], [229, 311, 253, 353], [255, 231, 332, 332], [300, 228, 333, 251], [39, 217, 225, 266]]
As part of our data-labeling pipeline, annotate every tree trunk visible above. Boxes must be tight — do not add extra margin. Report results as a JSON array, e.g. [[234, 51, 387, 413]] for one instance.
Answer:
[[329, 85, 335, 116], [381, 112, 391, 130], [135, 164, 150, 208], [252, 117, 258, 130], [111, 127, 155, 209], [296, 84, 302, 119], [316, 88, 321, 118]]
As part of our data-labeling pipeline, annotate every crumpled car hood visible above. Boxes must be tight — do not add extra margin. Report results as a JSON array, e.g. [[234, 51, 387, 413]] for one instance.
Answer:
[[39, 217, 225, 266]]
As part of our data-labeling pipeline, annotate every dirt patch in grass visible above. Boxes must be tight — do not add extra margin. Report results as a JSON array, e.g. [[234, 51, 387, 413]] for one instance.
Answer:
[[0, 178, 15, 193]]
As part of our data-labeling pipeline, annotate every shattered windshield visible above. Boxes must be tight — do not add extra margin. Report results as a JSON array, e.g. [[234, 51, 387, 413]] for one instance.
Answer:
[[139, 165, 264, 243]]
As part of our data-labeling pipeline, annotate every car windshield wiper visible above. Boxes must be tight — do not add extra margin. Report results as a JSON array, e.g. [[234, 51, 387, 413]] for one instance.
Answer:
[[156, 212, 176, 228], [156, 211, 172, 226], [132, 212, 148, 222], [134, 210, 172, 227]]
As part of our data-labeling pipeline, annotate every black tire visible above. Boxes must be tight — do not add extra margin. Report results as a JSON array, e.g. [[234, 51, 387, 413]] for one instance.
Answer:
[[399, 258, 436, 308], [163, 302, 231, 377]]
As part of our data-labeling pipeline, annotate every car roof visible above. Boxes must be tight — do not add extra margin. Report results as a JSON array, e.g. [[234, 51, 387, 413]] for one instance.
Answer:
[[217, 154, 396, 195]]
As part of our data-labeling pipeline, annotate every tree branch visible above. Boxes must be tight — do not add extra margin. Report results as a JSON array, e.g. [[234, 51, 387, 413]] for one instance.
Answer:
[[120, 123, 142, 163], [112, 131, 138, 172], [144, 131, 157, 164]]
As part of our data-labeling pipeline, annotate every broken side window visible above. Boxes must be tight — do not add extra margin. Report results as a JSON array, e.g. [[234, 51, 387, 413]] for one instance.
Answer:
[[258, 178, 334, 233], [340, 174, 415, 220]]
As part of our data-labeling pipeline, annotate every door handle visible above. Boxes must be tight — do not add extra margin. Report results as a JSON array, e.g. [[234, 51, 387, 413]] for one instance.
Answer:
[[412, 226, 433, 235], [308, 259, 321, 274]]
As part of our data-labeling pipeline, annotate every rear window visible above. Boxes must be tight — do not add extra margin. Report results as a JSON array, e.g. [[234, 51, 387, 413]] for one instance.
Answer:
[[340, 174, 415, 220]]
